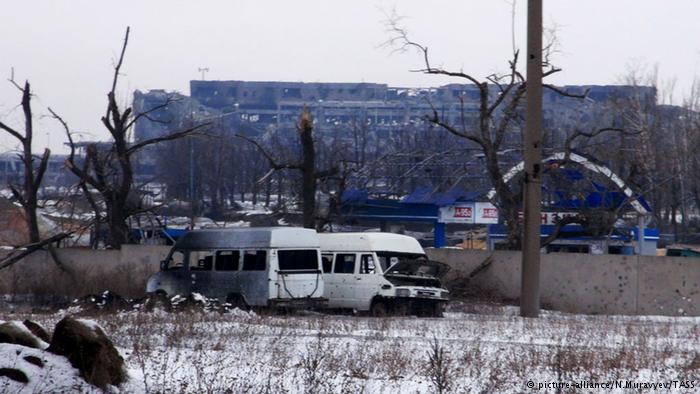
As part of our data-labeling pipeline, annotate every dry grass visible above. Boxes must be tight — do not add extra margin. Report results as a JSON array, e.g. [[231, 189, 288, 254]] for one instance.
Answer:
[[3, 303, 699, 393]]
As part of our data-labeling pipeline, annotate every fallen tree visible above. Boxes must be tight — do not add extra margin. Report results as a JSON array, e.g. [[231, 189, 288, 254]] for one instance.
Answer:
[[0, 232, 71, 271]]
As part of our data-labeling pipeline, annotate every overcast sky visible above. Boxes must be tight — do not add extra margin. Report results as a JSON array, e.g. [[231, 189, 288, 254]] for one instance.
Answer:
[[1, 0, 699, 154]]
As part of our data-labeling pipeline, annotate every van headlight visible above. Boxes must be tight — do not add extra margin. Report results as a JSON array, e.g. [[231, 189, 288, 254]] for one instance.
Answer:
[[146, 276, 159, 293], [396, 288, 410, 297]]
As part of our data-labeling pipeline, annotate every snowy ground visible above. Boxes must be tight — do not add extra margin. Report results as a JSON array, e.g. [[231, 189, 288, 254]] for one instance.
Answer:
[[2, 302, 699, 393]]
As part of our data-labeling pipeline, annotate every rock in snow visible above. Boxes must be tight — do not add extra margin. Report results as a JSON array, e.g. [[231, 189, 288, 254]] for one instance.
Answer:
[[48, 316, 127, 390]]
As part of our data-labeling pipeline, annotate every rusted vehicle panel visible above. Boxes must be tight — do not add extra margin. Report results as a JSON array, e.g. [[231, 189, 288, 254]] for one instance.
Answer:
[[147, 227, 326, 309]]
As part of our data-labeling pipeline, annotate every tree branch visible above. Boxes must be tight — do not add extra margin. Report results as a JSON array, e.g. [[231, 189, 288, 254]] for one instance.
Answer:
[[125, 123, 210, 156], [487, 50, 521, 117], [33, 148, 51, 194], [108, 26, 130, 116], [0, 121, 24, 142], [540, 215, 583, 248], [21, 81, 32, 143], [125, 95, 179, 130], [564, 127, 631, 155], [9, 184, 25, 206], [383, 17, 485, 90], [49, 107, 104, 192], [544, 84, 589, 99], [315, 166, 339, 180], [236, 133, 302, 170], [0, 232, 72, 271]]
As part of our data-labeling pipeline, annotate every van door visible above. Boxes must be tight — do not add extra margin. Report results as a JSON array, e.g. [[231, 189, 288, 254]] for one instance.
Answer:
[[189, 250, 216, 297], [150, 250, 192, 296], [274, 249, 323, 300], [321, 253, 336, 306], [327, 253, 357, 308], [209, 250, 242, 300], [238, 250, 269, 306], [354, 253, 383, 311]]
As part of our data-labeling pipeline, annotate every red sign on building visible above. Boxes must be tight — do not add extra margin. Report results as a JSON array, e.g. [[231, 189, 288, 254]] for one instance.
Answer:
[[454, 206, 473, 218]]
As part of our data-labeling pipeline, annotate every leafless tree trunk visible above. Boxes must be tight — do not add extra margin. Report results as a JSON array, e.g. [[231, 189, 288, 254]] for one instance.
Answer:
[[238, 107, 338, 229], [52, 27, 208, 249], [386, 22, 562, 247], [385, 20, 632, 248], [0, 81, 50, 243]]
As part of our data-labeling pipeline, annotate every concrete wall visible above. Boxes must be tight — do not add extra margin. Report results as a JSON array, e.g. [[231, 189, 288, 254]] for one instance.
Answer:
[[0, 245, 170, 300], [3, 245, 699, 316], [427, 248, 700, 316]]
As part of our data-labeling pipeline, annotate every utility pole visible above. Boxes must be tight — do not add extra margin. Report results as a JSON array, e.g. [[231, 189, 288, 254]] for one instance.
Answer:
[[521, 0, 543, 318], [198, 67, 209, 80]]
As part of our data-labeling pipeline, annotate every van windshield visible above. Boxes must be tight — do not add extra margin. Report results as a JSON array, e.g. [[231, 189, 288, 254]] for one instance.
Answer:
[[164, 251, 186, 270], [376, 252, 427, 272]]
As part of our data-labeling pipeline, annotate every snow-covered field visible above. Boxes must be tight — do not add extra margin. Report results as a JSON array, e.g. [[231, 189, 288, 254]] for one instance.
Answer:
[[2, 302, 699, 393]]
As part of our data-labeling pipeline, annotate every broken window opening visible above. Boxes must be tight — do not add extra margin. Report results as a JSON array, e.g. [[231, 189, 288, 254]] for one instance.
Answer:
[[189, 250, 214, 271], [278, 249, 319, 271], [242, 250, 266, 271], [215, 250, 240, 271], [360, 254, 376, 274], [321, 254, 333, 273], [333, 254, 356, 274]]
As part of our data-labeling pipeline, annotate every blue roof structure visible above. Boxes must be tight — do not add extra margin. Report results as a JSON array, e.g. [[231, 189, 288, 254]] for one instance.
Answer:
[[543, 168, 653, 213], [401, 187, 483, 206], [488, 224, 659, 242]]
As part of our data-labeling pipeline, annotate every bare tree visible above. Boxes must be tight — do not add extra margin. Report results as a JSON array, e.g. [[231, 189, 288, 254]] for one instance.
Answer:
[[0, 80, 51, 243], [596, 67, 696, 239], [386, 21, 547, 247], [385, 20, 633, 248], [52, 27, 208, 248], [238, 107, 338, 229]]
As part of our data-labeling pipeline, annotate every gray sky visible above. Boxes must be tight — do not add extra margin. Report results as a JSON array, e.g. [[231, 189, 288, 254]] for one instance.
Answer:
[[2, 0, 699, 154]]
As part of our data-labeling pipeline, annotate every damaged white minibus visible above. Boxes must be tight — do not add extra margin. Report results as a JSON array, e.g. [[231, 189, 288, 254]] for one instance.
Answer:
[[319, 232, 449, 317], [146, 227, 326, 309]]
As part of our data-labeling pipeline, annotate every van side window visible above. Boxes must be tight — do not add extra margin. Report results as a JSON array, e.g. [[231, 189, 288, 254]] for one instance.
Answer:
[[333, 254, 356, 274], [243, 250, 266, 271], [189, 251, 214, 271], [360, 254, 376, 274], [278, 250, 319, 271], [215, 250, 240, 271], [321, 254, 333, 273]]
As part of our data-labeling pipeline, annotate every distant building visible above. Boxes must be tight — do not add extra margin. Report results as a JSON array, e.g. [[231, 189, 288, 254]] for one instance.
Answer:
[[134, 80, 656, 145], [128, 80, 658, 204], [0, 153, 74, 192]]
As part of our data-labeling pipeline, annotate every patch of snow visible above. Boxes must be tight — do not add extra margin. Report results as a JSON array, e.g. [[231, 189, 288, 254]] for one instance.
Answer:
[[170, 294, 185, 304], [191, 293, 206, 304], [0, 344, 97, 392], [235, 200, 273, 215], [211, 220, 250, 228], [0, 321, 49, 349], [76, 318, 104, 335]]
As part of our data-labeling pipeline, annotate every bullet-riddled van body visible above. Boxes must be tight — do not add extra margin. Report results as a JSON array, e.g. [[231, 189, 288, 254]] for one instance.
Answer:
[[147, 227, 326, 309], [319, 232, 449, 317]]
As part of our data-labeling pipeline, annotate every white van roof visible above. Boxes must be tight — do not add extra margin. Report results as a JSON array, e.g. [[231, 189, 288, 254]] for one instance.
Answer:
[[175, 227, 320, 250], [318, 232, 425, 255]]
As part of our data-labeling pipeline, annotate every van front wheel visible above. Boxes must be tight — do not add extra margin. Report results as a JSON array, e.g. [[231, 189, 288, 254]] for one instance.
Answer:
[[393, 301, 409, 316], [226, 294, 249, 311], [415, 301, 444, 318], [370, 301, 388, 317]]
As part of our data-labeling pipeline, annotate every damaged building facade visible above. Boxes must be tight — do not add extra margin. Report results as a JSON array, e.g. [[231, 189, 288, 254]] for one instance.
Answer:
[[135, 80, 655, 144], [131, 80, 655, 199], [0, 80, 655, 198]]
